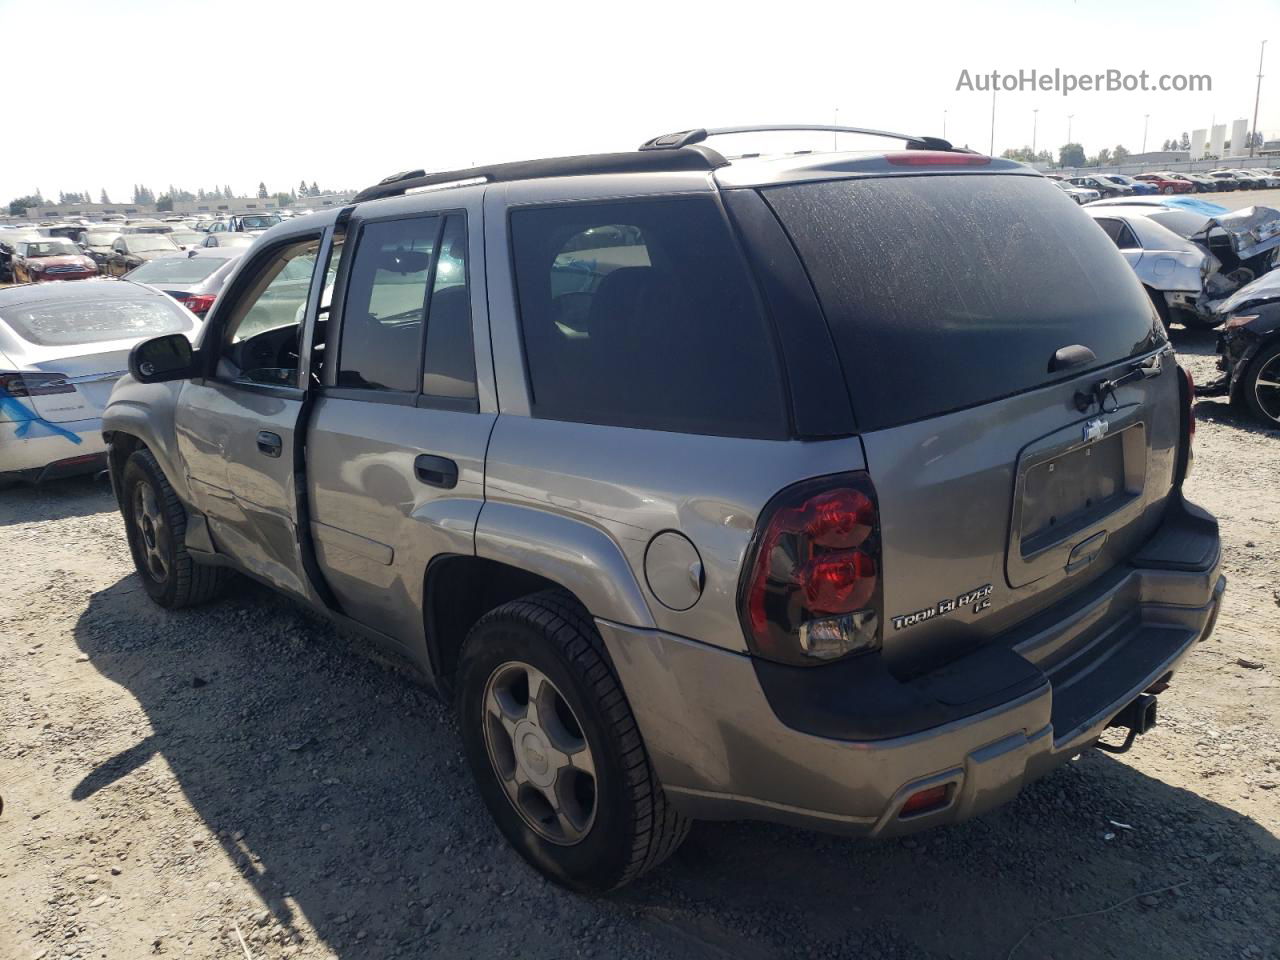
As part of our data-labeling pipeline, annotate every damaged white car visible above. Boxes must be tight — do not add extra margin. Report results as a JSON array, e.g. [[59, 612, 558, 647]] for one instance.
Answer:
[[1086, 205, 1280, 329]]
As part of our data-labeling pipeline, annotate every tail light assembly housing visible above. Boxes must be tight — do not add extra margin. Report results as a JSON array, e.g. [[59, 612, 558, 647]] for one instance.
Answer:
[[0, 371, 75, 398], [738, 472, 883, 666], [181, 293, 217, 317]]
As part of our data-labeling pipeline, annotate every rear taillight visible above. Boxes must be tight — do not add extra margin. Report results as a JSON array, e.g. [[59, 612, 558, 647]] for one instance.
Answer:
[[182, 294, 217, 316], [0, 371, 75, 397], [739, 473, 882, 666]]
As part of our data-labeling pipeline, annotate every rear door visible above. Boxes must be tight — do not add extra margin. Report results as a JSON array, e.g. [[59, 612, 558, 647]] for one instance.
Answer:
[[174, 232, 326, 600], [306, 198, 492, 649], [759, 172, 1180, 672]]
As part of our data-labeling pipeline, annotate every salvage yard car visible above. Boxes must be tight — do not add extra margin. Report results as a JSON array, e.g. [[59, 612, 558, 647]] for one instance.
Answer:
[[1051, 179, 1099, 204], [123, 248, 243, 319], [1197, 269, 1280, 426], [103, 125, 1226, 893], [0, 280, 200, 484], [1068, 174, 1133, 198], [103, 233, 181, 277], [8, 238, 98, 283], [1086, 204, 1280, 328]]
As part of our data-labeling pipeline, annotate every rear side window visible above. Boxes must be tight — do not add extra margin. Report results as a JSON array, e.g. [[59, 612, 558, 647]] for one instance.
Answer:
[[1, 297, 191, 347], [510, 197, 787, 439], [764, 174, 1161, 431], [338, 216, 439, 392], [1094, 217, 1140, 250], [421, 215, 476, 400]]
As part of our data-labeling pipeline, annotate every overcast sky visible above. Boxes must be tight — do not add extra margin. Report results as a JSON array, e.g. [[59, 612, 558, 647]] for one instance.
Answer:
[[1, 0, 1275, 204]]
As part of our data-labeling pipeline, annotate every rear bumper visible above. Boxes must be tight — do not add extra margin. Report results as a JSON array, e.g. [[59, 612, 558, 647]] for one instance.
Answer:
[[0, 417, 106, 480], [603, 497, 1224, 837]]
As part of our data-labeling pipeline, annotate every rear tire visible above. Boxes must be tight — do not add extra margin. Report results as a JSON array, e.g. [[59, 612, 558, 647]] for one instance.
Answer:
[[456, 590, 689, 893], [121, 448, 226, 608], [1240, 340, 1280, 427]]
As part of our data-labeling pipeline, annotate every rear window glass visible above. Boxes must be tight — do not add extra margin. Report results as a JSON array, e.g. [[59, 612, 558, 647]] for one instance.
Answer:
[[1, 298, 191, 347], [127, 257, 227, 283], [764, 174, 1161, 431], [511, 197, 788, 439]]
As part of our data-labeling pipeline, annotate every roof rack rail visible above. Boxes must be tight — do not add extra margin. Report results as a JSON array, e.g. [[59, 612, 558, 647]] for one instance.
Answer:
[[353, 146, 728, 203], [640, 124, 955, 153]]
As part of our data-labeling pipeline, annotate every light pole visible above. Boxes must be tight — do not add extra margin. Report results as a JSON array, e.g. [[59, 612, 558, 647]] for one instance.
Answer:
[[1032, 108, 1039, 155], [1142, 114, 1149, 155], [943, 108, 948, 140], [833, 107, 839, 150], [989, 88, 996, 156], [1250, 40, 1267, 158], [1067, 114, 1075, 144]]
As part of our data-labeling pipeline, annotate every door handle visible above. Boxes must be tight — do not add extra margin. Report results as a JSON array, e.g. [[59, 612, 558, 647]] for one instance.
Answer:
[[256, 431, 283, 458], [415, 454, 458, 489]]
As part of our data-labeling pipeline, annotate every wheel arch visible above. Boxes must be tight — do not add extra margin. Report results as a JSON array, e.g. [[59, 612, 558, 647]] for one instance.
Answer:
[[425, 501, 657, 695]]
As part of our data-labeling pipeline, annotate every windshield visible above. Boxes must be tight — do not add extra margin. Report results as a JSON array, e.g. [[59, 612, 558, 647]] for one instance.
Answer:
[[129, 236, 179, 252], [127, 257, 227, 283], [0, 298, 192, 347], [168, 232, 203, 245], [83, 233, 119, 247], [239, 215, 281, 230], [764, 174, 1161, 431], [25, 240, 79, 257]]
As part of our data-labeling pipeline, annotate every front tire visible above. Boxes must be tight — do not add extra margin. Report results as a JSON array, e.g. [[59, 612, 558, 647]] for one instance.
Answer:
[[456, 591, 689, 893], [121, 448, 226, 608], [1240, 340, 1280, 427]]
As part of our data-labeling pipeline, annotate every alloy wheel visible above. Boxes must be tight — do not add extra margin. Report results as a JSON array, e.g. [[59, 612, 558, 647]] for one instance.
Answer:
[[482, 661, 597, 845], [1253, 353, 1280, 424], [132, 479, 170, 583]]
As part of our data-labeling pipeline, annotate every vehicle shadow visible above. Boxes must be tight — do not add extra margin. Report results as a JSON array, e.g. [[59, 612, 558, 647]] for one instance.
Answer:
[[0, 473, 115, 527], [1166, 324, 1219, 357], [71, 576, 1279, 960]]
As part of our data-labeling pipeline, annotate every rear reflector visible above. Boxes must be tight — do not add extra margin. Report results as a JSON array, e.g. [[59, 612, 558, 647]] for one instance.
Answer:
[[886, 151, 990, 166], [900, 784, 950, 817]]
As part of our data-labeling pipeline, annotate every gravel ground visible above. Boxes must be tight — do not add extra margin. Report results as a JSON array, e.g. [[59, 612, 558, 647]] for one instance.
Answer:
[[2, 197, 1279, 960]]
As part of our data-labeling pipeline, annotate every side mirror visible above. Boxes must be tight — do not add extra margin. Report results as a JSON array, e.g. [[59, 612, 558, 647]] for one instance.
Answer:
[[129, 334, 195, 383]]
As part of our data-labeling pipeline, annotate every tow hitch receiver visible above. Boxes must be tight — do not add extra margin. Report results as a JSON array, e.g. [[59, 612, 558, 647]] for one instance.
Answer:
[[1096, 694, 1158, 754]]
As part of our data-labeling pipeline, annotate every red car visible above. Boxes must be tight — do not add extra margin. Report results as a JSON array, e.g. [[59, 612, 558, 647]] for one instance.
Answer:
[[1133, 172, 1195, 195], [10, 238, 98, 283]]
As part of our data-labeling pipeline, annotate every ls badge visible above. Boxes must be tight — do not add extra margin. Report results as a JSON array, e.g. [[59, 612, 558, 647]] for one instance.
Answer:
[[891, 584, 993, 631]]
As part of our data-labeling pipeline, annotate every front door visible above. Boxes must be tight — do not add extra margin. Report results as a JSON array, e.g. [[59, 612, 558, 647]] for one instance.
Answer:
[[175, 232, 326, 600]]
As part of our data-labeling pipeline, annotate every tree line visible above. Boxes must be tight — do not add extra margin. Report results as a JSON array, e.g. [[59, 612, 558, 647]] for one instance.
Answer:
[[8, 179, 338, 215]]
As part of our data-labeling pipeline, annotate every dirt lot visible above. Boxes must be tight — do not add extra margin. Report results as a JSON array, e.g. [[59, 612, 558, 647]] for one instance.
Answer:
[[3, 205, 1280, 960]]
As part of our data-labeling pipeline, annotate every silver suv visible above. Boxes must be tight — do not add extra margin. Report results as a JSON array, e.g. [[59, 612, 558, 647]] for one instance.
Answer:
[[104, 125, 1226, 893]]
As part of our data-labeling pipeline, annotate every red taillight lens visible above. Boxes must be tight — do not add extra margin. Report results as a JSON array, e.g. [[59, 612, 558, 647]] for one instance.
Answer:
[[886, 151, 990, 166], [181, 294, 217, 317], [0, 371, 75, 398], [741, 474, 882, 666], [900, 784, 950, 817]]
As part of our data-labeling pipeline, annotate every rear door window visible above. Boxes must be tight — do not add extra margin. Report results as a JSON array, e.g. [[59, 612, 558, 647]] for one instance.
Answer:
[[421, 214, 477, 401], [510, 197, 788, 439], [1094, 218, 1140, 250], [763, 174, 1161, 432], [337, 216, 439, 392]]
